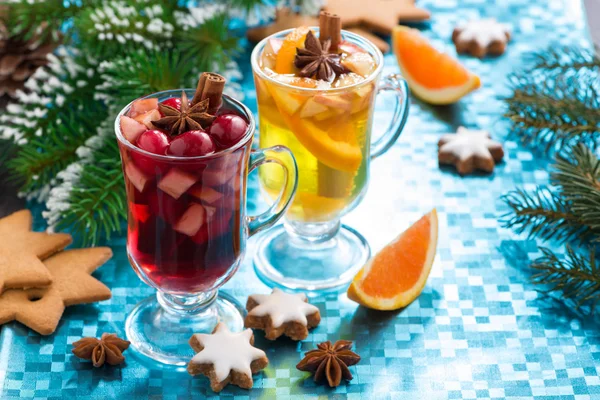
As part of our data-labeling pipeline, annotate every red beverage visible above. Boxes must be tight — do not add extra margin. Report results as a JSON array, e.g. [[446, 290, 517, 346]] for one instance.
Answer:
[[117, 90, 251, 294], [116, 75, 297, 365]]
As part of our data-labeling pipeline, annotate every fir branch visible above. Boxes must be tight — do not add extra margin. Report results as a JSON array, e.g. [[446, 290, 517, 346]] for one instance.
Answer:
[[531, 246, 600, 311], [1, 49, 104, 195], [4, 0, 76, 43], [6, 104, 105, 195], [96, 49, 197, 110], [528, 46, 600, 72], [552, 144, 600, 239], [44, 120, 126, 246], [74, 0, 177, 57], [176, 11, 240, 70], [500, 187, 587, 243], [504, 46, 600, 154], [504, 68, 600, 153]]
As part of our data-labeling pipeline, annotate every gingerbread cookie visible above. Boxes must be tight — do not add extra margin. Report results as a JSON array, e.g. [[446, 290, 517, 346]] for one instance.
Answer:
[[187, 323, 268, 392], [452, 19, 511, 58], [247, 7, 318, 42], [245, 288, 321, 341], [0, 248, 113, 335], [0, 209, 72, 292], [438, 127, 504, 175], [323, 0, 430, 34]]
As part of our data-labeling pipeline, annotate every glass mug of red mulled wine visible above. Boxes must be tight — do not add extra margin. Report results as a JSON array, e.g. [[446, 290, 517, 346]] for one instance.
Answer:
[[114, 88, 298, 365]]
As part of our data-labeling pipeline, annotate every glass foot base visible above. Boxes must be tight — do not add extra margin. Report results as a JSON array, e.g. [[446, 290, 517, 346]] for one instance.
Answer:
[[125, 291, 245, 366], [253, 224, 370, 292]]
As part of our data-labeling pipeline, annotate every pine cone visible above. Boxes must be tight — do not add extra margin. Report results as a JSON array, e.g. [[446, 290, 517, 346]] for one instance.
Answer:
[[0, 5, 59, 98]]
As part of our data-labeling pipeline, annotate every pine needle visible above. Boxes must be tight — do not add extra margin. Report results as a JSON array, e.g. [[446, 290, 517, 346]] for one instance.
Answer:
[[532, 246, 600, 311], [504, 46, 600, 153], [500, 187, 587, 243]]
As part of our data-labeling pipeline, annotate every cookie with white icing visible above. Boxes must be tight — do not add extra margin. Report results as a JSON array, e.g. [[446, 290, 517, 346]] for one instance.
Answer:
[[245, 288, 321, 341], [438, 126, 504, 175], [187, 323, 268, 392], [452, 18, 511, 58]]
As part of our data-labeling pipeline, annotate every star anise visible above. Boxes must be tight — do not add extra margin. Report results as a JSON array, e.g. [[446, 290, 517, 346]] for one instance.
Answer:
[[152, 91, 216, 136], [72, 333, 130, 367], [296, 340, 361, 387], [294, 30, 346, 82]]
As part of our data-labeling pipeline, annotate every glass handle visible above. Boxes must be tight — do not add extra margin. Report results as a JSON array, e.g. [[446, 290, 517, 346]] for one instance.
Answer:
[[247, 146, 298, 237], [370, 73, 410, 159]]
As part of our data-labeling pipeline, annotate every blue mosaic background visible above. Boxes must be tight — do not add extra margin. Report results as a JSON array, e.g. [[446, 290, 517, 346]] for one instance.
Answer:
[[1, 0, 598, 398]]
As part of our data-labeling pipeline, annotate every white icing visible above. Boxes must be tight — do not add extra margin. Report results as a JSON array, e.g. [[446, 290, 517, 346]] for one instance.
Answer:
[[190, 323, 266, 383], [248, 288, 319, 328], [439, 127, 502, 162], [456, 19, 511, 48]]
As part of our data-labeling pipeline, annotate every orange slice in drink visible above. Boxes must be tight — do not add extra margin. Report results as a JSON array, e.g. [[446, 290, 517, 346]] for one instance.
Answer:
[[281, 113, 362, 172], [275, 27, 310, 74], [392, 26, 480, 105], [347, 209, 438, 310]]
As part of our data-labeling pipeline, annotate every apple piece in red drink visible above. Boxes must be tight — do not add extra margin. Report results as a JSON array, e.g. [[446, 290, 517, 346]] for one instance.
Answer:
[[173, 203, 207, 236], [134, 109, 161, 129], [191, 207, 233, 244], [168, 130, 216, 157], [208, 114, 248, 148], [120, 116, 146, 143], [201, 169, 234, 187], [157, 168, 198, 199], [130, 203, 151, 223], [188, 185, 224, 204], [124, 161, 151, 193], [129, 98, 158, 118], [148, 191, 187, 224]]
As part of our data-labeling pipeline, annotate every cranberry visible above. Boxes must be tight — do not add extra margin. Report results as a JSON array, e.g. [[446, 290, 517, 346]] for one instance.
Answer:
[[136, 130, 170, 155], [168, 130, 216, 157], [208, 114, 248, 148]]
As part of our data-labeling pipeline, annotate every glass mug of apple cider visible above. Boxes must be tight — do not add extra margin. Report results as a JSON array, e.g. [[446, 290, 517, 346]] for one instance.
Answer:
[[251, 13, 410, 291], [115, 73, 298, 365]]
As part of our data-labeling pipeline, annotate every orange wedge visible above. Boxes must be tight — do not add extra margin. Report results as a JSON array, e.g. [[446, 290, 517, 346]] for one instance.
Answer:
[[347, 209, 438, 310], [275, 27, 310, 74], [392, 26, 480, 105]]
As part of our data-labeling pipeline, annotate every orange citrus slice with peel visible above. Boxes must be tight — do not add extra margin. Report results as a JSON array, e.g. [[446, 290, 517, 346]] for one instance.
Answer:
[[347, 209, 438, 310], [281, 113, 362, 172], [392, 26, 480, 105], [275, 27, 310, 74]]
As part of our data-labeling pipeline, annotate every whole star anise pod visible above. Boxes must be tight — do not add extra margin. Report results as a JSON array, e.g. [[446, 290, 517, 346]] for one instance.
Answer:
[[153, 91, 216, 136], [296, 340, 361, 387], [72, 333, 130, 367], [294, 31, 346, 82]]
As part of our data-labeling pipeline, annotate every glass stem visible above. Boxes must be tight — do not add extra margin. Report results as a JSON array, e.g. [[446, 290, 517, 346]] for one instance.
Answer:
[[285, 219, 341, 244], [157, 290, 218, 317]]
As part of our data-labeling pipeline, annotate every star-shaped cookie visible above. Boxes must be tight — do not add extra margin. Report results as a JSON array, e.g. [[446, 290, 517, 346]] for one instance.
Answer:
[[438, 127, 505, 176], [0, 247, 113, 335], [244, 288, 321, 340], [0, 210, 72, 292], [247, 7, 318, 42], [187, 323, 269, 392], [452, 19, 511, 58], [323, 0, 431, 34]]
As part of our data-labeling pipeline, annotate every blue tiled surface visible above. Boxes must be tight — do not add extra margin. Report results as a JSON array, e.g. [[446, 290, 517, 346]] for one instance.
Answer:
[[1, 0, 598, 398]]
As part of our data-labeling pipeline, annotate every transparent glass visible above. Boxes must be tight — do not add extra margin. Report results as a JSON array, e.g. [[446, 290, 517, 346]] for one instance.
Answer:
[[251, 28, 410, 291], [115, 90, 298, 365]]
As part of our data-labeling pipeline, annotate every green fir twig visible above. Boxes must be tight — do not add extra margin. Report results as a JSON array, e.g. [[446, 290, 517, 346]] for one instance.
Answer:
[[500, 187, 586, 243], [531, 246, 600, 311]]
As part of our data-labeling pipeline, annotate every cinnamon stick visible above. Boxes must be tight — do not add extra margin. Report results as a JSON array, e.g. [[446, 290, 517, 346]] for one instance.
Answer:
[[191, 72, 226, 114], [319, 11, 342, 52]]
